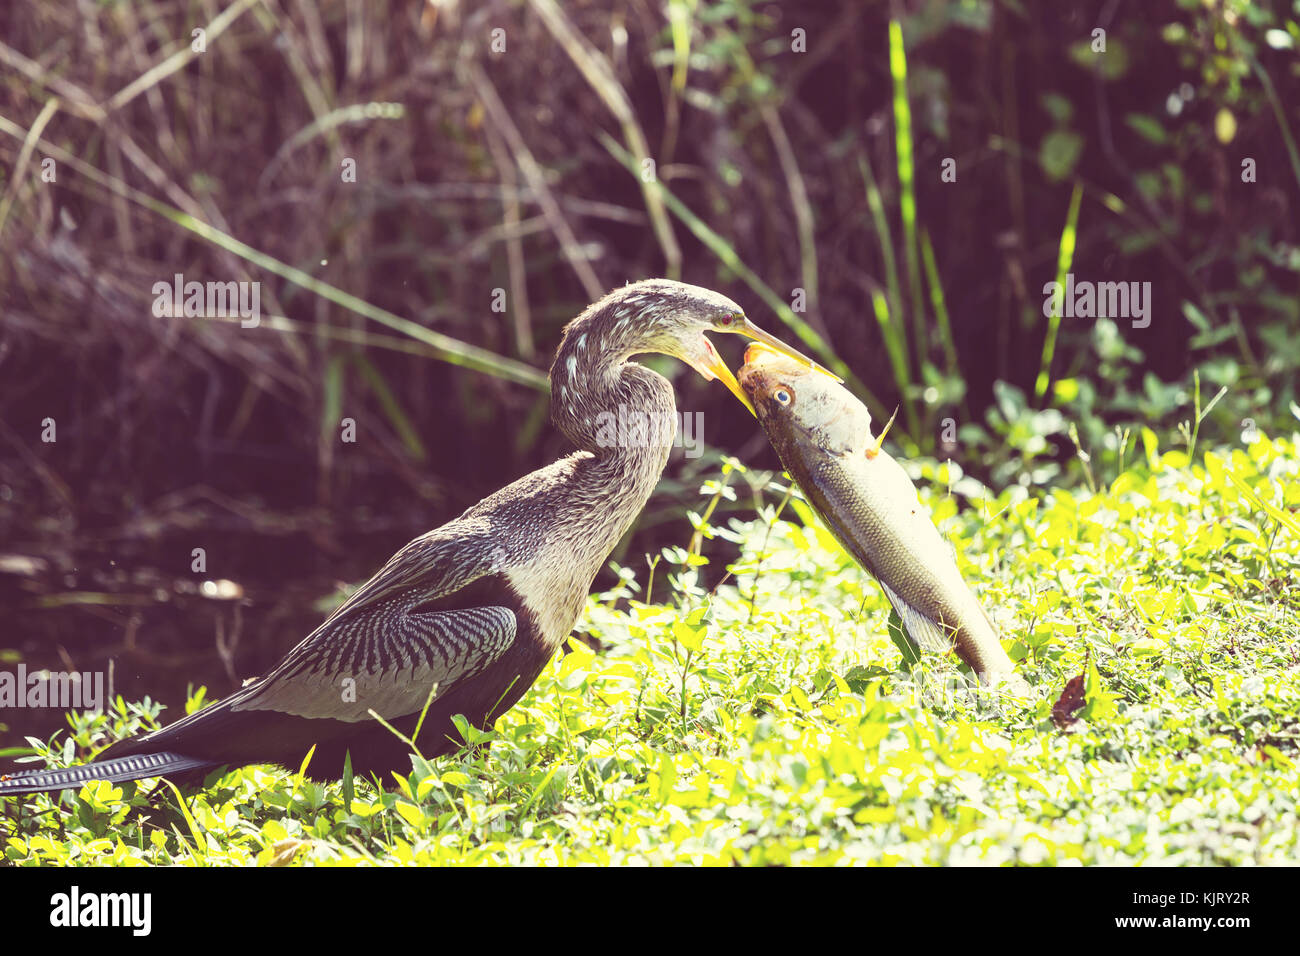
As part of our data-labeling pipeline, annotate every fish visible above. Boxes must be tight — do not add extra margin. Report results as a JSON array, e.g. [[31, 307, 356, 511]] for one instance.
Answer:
[[738, 343, 1026, 690]]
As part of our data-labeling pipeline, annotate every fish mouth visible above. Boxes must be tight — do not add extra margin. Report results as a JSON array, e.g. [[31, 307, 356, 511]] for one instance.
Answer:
[[736, 345, 770, 390], [743, 341, 786, 367]]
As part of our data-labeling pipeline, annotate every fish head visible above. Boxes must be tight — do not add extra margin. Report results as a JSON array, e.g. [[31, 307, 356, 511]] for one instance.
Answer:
[[738, 343, 873, 457]]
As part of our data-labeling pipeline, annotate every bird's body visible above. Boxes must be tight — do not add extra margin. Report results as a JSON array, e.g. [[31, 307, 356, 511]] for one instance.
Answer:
[[93, 439, 668, 780], [1, 280, 824, 795]]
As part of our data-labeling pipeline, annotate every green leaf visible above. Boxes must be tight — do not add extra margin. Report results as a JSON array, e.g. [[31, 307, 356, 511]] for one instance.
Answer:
[[342, 750, 354, 810], [672, 619, 706, 653], [1124, 113, 1168, 145], [1040, 93, 1074, 124], [1140, 427, 1160, 469], [655, 751, 677, 804], [1053, 378, 1079, 402], [1083, 658, 1118, 720], [1214, 108, 1237, 144], [1040, 130, 1083, 182], [887, 606, 922, 668], [394, 801, 424, 826]]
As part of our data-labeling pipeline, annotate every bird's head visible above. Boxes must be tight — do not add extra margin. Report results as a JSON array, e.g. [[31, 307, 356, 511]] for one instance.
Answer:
[[568, 278, 837, 415]]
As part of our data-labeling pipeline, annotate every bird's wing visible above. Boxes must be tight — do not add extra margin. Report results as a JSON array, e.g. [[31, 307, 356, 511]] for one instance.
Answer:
[[229, 529, 516, 722], [312, 526, 504, 627], [84, 529, 502, 739], [231, 602, 516, 722]]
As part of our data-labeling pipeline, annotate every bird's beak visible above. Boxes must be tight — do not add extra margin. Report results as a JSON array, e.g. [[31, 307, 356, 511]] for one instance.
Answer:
[[682, 335, 758, 415], [683, 316, 840, 418], [727, 316, 841, 381]]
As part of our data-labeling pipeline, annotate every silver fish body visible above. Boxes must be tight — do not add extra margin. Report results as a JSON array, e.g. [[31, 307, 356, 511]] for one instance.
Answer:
[[738, 344, 1023, 688]]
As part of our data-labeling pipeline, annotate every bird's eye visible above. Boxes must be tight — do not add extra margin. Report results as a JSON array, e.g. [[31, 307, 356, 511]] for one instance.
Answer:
[[774, 388, 792, 405], [718, 313, 741, 327]]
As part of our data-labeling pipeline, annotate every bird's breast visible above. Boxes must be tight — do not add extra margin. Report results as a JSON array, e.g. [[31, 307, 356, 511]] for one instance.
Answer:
[[503, 547, 601, 648]]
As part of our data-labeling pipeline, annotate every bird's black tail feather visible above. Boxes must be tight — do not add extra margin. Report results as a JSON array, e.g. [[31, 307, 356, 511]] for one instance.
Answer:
[[0, 751, 220, 796]]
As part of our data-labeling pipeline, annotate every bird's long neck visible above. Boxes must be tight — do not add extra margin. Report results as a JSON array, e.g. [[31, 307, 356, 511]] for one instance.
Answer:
[[550, 309, 676, 456], [547, 310, 677, 534], [466, 316, 676, 647]]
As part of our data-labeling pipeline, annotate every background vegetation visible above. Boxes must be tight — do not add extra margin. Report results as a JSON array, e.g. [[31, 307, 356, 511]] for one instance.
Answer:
[[0, 0, 1297, 864]]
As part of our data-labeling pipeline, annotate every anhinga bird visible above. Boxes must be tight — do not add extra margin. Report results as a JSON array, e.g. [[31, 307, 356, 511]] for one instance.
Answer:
[[0, 279, 827, 795]]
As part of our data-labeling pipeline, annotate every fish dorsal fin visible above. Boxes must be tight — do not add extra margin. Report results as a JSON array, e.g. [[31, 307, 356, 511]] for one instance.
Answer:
[[878, 580, 957, 654], [864, 406, 899, 460]]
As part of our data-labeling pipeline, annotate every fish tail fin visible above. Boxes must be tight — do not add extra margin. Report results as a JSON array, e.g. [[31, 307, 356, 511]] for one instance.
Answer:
[[879, 581, 958, 654], [880, 581, 1025, 691]]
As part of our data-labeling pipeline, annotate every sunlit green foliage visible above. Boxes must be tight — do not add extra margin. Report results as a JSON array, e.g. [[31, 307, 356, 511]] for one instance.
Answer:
[[4, 426, 1296, 865]]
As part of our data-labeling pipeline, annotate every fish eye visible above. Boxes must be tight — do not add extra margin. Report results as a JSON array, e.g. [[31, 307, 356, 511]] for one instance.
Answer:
[[774, 388, 792, 405]]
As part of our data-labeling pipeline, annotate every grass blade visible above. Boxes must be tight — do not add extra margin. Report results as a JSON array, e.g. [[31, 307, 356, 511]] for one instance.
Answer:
[[888, 20, 927, 370], [1035, 182, 1083, 400]]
